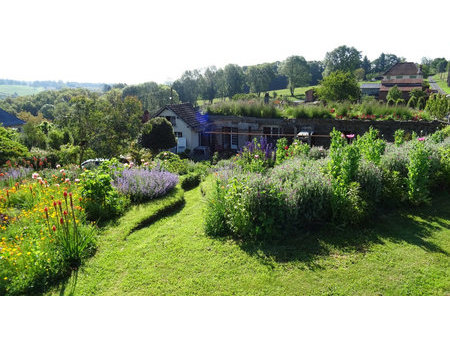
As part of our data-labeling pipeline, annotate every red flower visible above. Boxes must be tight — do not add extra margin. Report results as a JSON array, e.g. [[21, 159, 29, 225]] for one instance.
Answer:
[[52, 226, 57, 232], [44, 207, 48, 213], [63, 191, 68, 198], [63, 210, 68, 216], [284, 146, 289, 150], [330, 108, 335, 113], [53, 201, 57, 207], [60, 218, 64, 224]]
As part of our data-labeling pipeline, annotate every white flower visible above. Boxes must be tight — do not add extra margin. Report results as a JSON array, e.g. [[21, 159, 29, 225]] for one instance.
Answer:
[[32, 173, 39, 179], [56, 164, 61, 169], [60, 169, 65, 173], [74, 178, 80, 183]]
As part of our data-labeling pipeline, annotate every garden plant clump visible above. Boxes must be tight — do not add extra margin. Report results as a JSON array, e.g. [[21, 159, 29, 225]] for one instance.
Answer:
[[205, 127, 450, 241]]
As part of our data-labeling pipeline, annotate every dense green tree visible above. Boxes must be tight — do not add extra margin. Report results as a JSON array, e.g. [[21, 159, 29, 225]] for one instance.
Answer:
[[21, 122, 48, 150], [199, 67, 219, 103], [316, 71, 361, 102], [279, 56, 311, 96], [0, 126, 29, 164], [223, 64, 246, 99], [172, 71, 201, 104], [122, 82, 179, 111], [246, 63, 275, 96], [372, 53, 400, 73], [361, 56, 371, 79], [323, 45, 362, 76], [307, 61, 324, 85], [138, 117, 176, 153]]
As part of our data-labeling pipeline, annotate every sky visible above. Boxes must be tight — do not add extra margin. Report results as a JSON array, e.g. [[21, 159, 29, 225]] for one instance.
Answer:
[[1, 0, 449, 85]]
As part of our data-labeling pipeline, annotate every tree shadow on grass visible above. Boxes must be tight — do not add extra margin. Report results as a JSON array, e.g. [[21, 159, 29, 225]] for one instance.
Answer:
[[236, 192, 450, 270]]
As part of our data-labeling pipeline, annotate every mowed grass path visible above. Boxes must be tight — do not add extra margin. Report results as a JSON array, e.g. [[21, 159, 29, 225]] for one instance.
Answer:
[[52, 187, 450, 296]]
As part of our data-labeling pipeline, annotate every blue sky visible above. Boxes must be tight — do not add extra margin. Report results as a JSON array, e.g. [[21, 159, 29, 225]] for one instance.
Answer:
[[1, 0, 449, 84]]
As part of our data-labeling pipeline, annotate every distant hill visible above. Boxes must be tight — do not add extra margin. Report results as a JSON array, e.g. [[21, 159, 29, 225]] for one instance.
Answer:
[[0, 78, 107, 99]]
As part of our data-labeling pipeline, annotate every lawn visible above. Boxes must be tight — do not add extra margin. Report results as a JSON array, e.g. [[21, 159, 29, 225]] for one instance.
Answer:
[[50, 183, 450, 296], [0, 85, 45, 98], [432, 72, 450, 94], [197, 86, 314, 105]]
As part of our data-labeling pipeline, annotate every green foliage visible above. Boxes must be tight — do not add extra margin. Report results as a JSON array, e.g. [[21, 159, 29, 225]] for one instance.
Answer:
[[323, 45, 362, 76], [394, 129, 405, 146], [386, 85, 402, 102], [316, 71, 361, 102], [356, 127, 386, 165], [180, 172, 201, 191], [425, 93, 449, 119], [0, 126, 29, 164], [276, 138, 310, 164], [48, 128, 65, 150], [139, 117, 177, 154], [279, 56, 311, 96], [407, 140, 431, 205], [154, 151, 187, 174], [206, 100, 280, 118], [80, 163, 128, 222]]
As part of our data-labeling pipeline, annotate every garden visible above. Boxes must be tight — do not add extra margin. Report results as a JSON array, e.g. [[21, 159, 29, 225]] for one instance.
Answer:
[[1, 125, 450, 295]]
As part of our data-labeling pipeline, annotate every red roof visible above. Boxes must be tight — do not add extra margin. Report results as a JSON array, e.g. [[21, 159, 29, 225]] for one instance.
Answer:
[[383, 62, 421, 76]]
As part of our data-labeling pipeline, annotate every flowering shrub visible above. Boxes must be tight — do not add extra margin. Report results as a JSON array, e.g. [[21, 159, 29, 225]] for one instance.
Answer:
[[113, 168, 178, 202], [276, 138, 310, 165], [235, 137, 275, 173]]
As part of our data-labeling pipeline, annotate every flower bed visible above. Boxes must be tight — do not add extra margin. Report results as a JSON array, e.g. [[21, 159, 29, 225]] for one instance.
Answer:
[[0, 172, 95, 295], [205, 127, 450, 241]]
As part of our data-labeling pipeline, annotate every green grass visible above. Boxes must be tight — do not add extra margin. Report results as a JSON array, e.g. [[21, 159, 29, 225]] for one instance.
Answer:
[[432, 73, 450, 94], [197, 86, 314, 105], [49, 178, 450, 296], [0, 85, 45, 98]]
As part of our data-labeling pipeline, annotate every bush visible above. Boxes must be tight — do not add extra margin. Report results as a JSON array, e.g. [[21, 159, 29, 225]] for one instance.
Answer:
[[0, 126, 29, 165], [112, 168, 178, 202], [180, 172, 201, 190], [154, 151, 187, 174], [139, 117, 176, 153], [407, 139, 431, 205], [80, 162, 128, 222]]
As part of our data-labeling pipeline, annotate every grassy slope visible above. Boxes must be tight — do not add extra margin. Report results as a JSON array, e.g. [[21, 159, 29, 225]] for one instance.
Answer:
[[198, 86, 314, 105], [432, 73, 450, 94], [51, 182, 450, 296], [0, 85, 45, 98]]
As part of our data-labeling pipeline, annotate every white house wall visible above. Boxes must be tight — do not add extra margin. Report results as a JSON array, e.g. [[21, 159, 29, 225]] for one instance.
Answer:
[[158, 109, 199, 152]]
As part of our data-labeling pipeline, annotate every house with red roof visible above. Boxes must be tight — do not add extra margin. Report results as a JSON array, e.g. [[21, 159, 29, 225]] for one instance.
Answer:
[[378, 62, 423, 101]]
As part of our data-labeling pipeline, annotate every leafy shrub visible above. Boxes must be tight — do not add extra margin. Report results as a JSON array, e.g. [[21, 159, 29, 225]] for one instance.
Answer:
[[407, 139, 431, 205], [276, 138, 310, 164], [356, 127, 386, 165], [394, 129, 405, 146], [180, 172, 201, 190], [0, 126, 29, 165], [80, 163, 128, 222], [112, 168, 178, 202], [155, 151, 187, 175], [206, 101, 280, 118], [308, 146, 328, 160]]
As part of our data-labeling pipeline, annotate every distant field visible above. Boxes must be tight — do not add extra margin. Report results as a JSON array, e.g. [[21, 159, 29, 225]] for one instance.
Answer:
[[0, 85, 45, 98], [432, 72, 450, 94], [198, 86, 314, 105]]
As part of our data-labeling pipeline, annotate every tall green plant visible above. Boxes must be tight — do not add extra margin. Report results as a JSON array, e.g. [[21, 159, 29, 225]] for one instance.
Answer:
[[407, 139, 431, 205]]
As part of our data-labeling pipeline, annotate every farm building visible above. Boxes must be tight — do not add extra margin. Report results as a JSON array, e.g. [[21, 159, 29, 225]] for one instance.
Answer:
[[0, 108, 25, 130], [378, 62, 424, 101]]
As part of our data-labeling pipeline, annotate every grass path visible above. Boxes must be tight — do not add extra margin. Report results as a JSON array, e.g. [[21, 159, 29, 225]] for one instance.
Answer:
[[51, 187, 450, 296]]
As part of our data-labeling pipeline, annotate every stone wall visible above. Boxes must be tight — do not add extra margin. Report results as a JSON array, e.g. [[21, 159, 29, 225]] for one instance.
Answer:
[[292, 118, 447, 147]]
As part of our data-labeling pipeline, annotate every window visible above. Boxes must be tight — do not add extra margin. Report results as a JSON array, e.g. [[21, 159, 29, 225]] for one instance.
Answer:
[[396, 75, 402, 79], [222, 127, 238, 149], [174, 132, 182, 138], [410, 75, 416, 79]]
